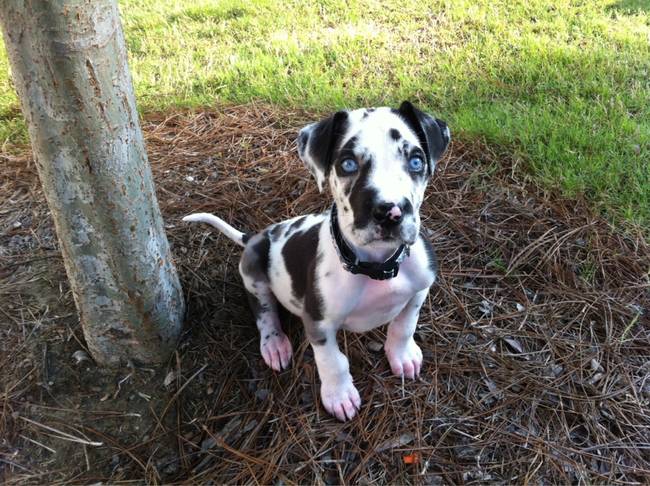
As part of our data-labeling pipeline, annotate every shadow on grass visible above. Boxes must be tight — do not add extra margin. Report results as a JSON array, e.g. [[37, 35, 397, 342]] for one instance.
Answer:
[[167, 4, 249, 23], [608, 0, 650, 15]]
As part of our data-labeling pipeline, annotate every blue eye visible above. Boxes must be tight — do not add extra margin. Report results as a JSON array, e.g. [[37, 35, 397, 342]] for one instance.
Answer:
[[408, 157, 424, 172], [340, 158, 359, 173]]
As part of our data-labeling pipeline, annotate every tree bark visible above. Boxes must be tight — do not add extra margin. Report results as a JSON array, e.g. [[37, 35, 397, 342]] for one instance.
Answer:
[[0, 0, 185, 366]]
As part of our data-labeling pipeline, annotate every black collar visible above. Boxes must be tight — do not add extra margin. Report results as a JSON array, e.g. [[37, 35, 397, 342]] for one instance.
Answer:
[[329, 204, 410, 280]]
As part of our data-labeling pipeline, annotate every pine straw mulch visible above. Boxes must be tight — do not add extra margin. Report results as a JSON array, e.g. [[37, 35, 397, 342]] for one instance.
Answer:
[[1, 104, 649, 484]]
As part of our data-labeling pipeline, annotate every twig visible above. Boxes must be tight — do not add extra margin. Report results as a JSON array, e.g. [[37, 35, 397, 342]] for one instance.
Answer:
[[18, 416, 103, 446], [19, 434, 57, 454]]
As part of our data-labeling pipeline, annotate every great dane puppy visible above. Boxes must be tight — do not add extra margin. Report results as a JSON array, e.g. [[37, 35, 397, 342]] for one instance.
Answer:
[[184, 102, 450, 421]]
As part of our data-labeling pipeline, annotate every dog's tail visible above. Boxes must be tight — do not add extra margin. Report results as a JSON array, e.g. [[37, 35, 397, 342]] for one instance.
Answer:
[[182, 213, 247, 247]]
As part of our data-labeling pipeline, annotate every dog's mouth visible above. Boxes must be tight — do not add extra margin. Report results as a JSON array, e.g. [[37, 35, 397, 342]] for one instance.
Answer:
[[347, 215, 419, 247], [374, 225, 417, 246]]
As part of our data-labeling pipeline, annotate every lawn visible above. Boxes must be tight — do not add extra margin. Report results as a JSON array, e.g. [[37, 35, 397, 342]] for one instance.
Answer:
[[0, 0, 648, 226]]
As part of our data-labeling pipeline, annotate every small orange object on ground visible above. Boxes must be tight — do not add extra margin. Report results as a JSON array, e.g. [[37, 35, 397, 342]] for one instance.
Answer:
[[403, 453, 419, 464]]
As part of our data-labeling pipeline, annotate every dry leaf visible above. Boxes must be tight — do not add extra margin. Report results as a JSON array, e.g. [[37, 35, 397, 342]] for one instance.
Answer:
[[375, 432, 414, 452], [163, 370, 176, 388], [504, 337, 524, 354], [367, 340, 383, 352], [72, 350, 91, 364]]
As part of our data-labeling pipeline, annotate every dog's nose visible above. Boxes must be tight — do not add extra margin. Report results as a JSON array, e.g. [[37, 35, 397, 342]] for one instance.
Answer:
[[372, 202, 402, 226]]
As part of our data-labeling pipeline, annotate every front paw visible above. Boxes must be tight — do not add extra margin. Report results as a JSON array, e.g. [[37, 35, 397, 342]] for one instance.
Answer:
[[385, 338, 423, 379], [260, 330, 293, 371], [320, 375, 362, 421]]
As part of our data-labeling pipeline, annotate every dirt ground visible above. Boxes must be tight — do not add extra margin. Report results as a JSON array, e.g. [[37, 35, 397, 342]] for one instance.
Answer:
[[1, 105, 649, 484]]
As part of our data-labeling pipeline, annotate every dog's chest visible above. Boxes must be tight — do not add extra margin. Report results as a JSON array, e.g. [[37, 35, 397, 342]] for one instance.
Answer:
[[340, 276, 414, 332]]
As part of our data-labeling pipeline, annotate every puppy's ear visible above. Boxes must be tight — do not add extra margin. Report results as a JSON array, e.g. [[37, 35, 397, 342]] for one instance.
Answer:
[[297, 111, 348, 192], [397, 101, 450, 175]]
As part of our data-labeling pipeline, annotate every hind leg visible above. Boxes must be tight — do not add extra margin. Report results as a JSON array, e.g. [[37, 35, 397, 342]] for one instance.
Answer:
[[240, 236, 292, 371], [243, 280, 292, 371]]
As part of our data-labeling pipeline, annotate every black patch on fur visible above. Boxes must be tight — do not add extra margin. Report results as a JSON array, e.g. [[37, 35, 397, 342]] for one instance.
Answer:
[[304, 252, 325, 321], [305, 111, 349, 179], [362, 111, 369, 119], [241, 233, 271, 280], [397, 140, 411, 158], [389, 128, 401, 140], [397, 101, 450, 175], [367, 108, 375, 113], [313, 337, 327, 346], [348, 160, 378, 229], [402, 198, 414, 217], [340, 136, 358, 152], [242, 232, 253, 244], [281, 223, 324, 321], [287, 216, 307, 233], [420, 234, 438, 275], [253, 234, 271, 277], [297, 130, 308, 157], [270, 223, 284, 241]]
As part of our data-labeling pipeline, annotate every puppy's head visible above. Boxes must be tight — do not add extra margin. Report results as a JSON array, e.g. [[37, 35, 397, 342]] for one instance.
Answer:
[[297, 102, 450, 247]]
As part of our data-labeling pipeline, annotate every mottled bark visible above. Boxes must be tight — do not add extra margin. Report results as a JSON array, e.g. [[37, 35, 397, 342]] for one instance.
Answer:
[[0, 0, 184, 366]]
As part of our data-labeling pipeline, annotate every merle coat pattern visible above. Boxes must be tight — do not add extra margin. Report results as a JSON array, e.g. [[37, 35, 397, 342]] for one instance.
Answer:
[[184, 102, 450, 421]]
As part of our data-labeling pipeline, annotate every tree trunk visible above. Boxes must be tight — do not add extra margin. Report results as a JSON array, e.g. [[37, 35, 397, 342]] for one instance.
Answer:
[[0, 0, 185, 366]]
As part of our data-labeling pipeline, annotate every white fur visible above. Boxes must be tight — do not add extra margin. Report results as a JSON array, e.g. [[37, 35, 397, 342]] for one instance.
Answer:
[[182, 212, 245, 247]]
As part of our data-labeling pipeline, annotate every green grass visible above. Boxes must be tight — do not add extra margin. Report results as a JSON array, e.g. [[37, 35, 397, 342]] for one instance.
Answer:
[[1, 0, 648, 226]]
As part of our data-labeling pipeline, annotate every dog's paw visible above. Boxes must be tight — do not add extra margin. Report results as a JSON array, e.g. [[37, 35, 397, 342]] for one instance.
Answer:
[[320, 376, 362, 421], [260, 330, 293, 371], [385, 338, 423, 379]]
